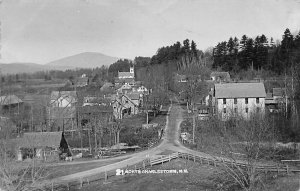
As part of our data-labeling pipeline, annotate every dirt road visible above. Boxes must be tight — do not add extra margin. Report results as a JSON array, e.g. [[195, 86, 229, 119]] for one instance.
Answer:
[[53, 104, 210, 182]]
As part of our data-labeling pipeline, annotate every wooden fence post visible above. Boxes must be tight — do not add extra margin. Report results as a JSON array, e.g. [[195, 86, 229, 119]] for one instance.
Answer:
[[286, 165, 290, 175], [80, 178, 83, 188], [105, 171, 108, 182], [193, 155, 196, 162], [169, 154, 171, 162], [51, 182, 54, 191]]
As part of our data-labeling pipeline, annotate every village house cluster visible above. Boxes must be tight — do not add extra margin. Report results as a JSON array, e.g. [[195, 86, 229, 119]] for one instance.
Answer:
[[0, 66, 151, 161]]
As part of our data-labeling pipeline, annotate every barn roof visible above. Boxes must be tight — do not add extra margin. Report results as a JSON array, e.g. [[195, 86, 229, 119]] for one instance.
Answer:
[[18, 131, 65, 148], [0, 95, 23, 105], [215, 83, 266, 98]]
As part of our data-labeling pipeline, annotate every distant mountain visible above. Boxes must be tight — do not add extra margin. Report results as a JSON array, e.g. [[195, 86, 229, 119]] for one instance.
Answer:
[[0, 63, 75, 74], [46, 52, 119, 68]]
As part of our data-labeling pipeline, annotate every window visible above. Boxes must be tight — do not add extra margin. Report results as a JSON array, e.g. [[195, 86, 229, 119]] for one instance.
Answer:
[[256, 98, 259, 104], [245, 98, 248, 104], [234, 98, 237, 104], [234, 108, 238, 113], [245, 107, 249, 113], [223, 98, 226, 104], [223, 108, 226, 113]]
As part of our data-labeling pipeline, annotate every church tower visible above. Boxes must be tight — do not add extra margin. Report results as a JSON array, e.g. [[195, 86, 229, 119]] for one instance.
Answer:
[[130, 66, 134, 74]]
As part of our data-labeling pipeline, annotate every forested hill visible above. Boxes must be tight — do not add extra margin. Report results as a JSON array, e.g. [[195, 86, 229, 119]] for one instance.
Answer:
[[108, 39, 213, 79], [212, 28, 300, 75]]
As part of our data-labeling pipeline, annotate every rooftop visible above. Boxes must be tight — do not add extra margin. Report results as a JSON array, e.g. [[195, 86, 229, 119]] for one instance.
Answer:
[[215, 83, 266, 98], [118, 72, 134, 79], [18, 131, 65, 148]]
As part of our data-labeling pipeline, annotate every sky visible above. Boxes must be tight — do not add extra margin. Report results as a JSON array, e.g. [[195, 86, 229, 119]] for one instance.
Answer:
[[1, 0, 300, 64]]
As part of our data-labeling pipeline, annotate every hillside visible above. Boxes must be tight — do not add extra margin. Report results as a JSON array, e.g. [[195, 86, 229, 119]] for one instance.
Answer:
[[47, 52, 119, 68], [0, 63, 75, 74], [0, 63, 46, 74]]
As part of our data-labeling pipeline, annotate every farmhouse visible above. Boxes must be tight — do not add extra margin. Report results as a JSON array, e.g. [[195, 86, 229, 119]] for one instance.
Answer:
[[213, 83, 266, 120]]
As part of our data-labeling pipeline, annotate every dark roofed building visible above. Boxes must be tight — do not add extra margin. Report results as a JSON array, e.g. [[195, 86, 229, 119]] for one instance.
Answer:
[[17, 131, 71, 161]]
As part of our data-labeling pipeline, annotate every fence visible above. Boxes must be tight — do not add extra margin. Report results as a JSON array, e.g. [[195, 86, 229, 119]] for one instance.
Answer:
[[44, 151, 300, 190], [177, 152, 300, 175]]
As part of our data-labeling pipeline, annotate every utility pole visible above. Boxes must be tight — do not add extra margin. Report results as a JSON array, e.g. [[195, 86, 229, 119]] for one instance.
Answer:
[[192, 103, 195, 144]]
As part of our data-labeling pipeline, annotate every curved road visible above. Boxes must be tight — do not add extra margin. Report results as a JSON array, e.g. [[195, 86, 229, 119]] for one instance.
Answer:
[[54, 103, 211, 182]]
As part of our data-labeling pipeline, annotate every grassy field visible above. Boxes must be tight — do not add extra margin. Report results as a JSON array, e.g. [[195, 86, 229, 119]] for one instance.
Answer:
[[66, 158, 300, 191], [46, 157, 129, 180], [71, 159, 219, 191]]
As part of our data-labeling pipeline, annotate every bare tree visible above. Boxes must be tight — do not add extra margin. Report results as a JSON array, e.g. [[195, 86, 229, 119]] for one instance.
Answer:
[[0, 141, 49, 191]]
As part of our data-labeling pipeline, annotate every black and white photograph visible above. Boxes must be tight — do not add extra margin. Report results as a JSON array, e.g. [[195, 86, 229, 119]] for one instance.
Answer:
[[1, 0, 300, 190]]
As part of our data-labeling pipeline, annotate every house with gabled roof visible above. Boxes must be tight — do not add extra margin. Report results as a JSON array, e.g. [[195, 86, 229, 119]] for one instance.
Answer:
[[117, 84, 133, 94], [50, 91, 77, 107], [210, 71, 230, 82], [120, 94, 139, 116], [48, 91, 78, 131], [213, 83, 266, 120]]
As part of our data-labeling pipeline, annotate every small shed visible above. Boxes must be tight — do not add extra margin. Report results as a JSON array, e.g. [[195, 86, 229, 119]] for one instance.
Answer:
[[17, 131, 71, 161]]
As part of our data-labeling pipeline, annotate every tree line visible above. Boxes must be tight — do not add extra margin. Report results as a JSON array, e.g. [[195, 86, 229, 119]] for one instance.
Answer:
[[213, 28, 300, 75]]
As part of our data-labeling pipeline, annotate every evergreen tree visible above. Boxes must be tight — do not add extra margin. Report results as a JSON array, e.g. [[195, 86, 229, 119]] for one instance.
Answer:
[[281, 28, 294, 69], [227, 37, 234, 55], [240, 35, 248, 51]]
